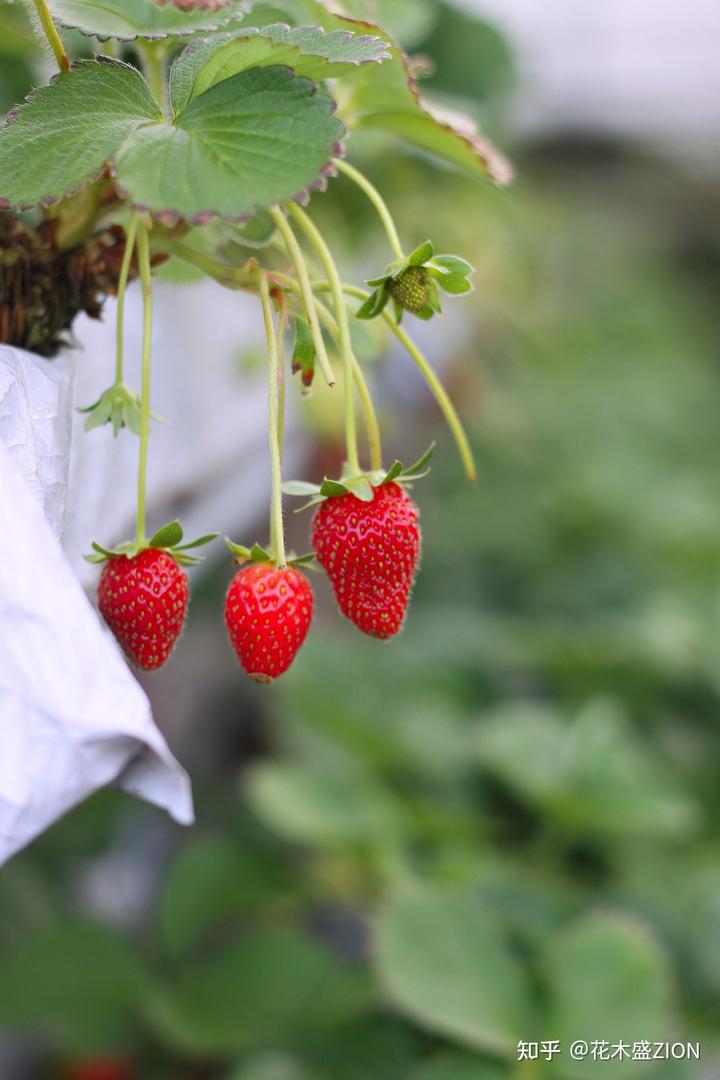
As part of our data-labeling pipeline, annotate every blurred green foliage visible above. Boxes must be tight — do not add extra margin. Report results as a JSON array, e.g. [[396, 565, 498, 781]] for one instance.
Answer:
[[1, 0, 719, 1077]]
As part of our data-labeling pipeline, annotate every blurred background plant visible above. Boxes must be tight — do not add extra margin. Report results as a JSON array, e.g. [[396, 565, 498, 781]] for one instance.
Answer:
[[1, 0, 720, 1077]]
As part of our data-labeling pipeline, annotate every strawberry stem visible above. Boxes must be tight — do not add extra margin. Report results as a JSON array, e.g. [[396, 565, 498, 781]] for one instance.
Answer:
[[312, 297, 383, 473], [286, 202, 360, 476], [140, 42, 170, 121], [269, 207, 335, 389], [334, 160, 405, 263], [114, 215, 139, 386], [270, 271, 383, 472], [135, 217, 154, 545], [31, 0, 70, 72], [318, 281, 477, 484], [259, 274, 287, 570]]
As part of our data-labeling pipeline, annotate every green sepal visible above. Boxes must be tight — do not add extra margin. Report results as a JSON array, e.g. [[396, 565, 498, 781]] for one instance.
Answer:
[[408, 239, 434, 266], [344, 476, 374, 502], [355, 285, 389, 321], [148, 519, 184, 549], [293, 497, 326, 513], [435, 272, 473, 296], [404, 442, 436, 477], [288, 551, 316, 567], [282, 480, 323, 497], [175, 533, 220, 551], [86, 521, 218, 566], [320, 478, 351, 498], [378, 443, 435, 487], [226, 539, 275, 564], [78, 383, 142, 438], [381, 460, 404, 485], [431, 254, 473, 276]]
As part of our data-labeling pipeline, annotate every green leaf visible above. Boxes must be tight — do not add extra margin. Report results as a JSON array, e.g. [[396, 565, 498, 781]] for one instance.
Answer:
[[435, 272, 473, 296], [170, 23, 390, 114], [411, 1055, 509, 1080], [246, 761, 402, 846], [148, 931, 371, 1056], [320, 478, 350, 498], [474, 701, 702, 842], [408, 239, 434, 266], [50, 0, 245, 41], [282, 480, 323, 496], [355, 285, 389, 320], [158, 837, 294, 957], [544, 914, 674, 1079], [374, 889, 530, 1057], [114, 65, 344, 222], [0, 59, 159, 211], [228, 1056, 326, 1080], [148, 519, 184, 549], [264, 1, 512, 182], [0, 919, 150, 1053]]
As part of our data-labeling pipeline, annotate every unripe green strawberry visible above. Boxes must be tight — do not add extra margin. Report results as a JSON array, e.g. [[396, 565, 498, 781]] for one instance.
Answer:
[[98, 549, 188, 671], [225, 563, 314, 682], [312, 483, 421, 639], [387, 266, 432, 314]]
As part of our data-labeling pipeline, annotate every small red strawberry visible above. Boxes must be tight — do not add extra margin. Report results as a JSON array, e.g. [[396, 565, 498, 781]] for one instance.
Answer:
[[98, 548, 189, 671], [312, 482, 421, 639], [62, 1057, 133, 1080], [225, 563, 314, 682]]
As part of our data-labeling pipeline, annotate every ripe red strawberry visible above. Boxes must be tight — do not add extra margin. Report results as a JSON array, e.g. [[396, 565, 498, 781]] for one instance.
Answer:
[[312, 482, 420, 639], [63, 1058, 133, 1080], [98, 549, 189, 671], [225, 563, 313, 682]]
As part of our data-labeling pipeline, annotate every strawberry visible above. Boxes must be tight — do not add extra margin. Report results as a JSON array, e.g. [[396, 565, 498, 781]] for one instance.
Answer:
[[98, 548, 189, 671], [312, 482, 421, 639], [387, 266, 432, 314], [225, 563, 314, 682], [63, 1058, 133, 1080]]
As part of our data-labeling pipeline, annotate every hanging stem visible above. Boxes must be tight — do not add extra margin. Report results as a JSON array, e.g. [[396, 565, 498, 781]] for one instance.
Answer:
[[313, 280, 476, 483], [287, 202, 360, 475], [140, 43, 170, 120], [114, 215, 139, 386], [334, 159, 404, 262], [269, 206, 335, 388], [259, 274, 287, 569], [313, 299, 383, 473], [270, 271, 383, 472], [31, 0, 70, 72], [135, 217, 154, 546]]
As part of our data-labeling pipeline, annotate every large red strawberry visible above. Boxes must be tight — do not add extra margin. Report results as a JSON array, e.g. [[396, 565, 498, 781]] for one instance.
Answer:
[[225, 563, 313, 682], [98, 548, 189, 671], [312, 482, 420, 639]]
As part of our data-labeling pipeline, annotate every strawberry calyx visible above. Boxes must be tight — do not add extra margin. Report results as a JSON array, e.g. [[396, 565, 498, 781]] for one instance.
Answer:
[[356, 240, 473, 324], [85, 520, 218, 566], [78, 383, 165, 438], [226, 539, 315, 569], [282, 443, 435, 511]]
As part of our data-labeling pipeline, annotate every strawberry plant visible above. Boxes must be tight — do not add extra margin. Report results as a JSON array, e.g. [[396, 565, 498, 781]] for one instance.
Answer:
[[0, 0, 511, 678]]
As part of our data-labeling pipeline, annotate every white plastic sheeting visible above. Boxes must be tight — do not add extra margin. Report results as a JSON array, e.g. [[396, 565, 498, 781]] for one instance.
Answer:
[[0, 345, 193, 866]]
